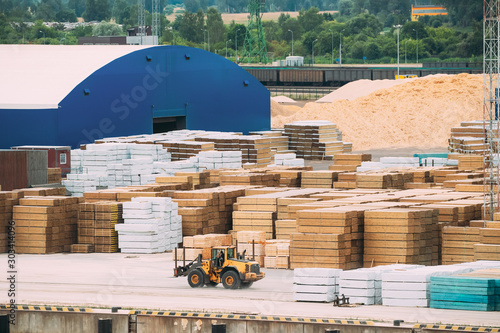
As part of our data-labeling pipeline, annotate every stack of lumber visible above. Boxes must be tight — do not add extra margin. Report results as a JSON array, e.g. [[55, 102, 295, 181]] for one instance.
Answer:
[[264, 239, 290, 269], [363, 208, 437, 267], [160, 141, 215, 161], [442, 172, 483, 189], [220, 172, 280, 187], [474, 226, 500, 261], [277, 197, 320, 220], [0, 191, 22, 253], [13, 196, 79, 254], [356, 173, 401, 189], [334, 173, 357, 189], [73, 201, 123, 253], [290, 232, 350, 269], [381, 265, 473, 307], [174, 186, 246, 236], [430, 269, 500, 311], [293, 268, 341, 302], [441, 226, 481, 264], [433, 168, 459, 184], [173, 234, 232, 261], [301, 171, 340, 188], [283, 121, 345, 160], [339, 264, 421, 305], [48, 168, 62, 184], [266, 169, 302, 187], [249, 131, 290, 155], [329, 154, 372, 172], [197, 151, 242, 170], [448, 137, 488, 155], [83, 183, 188, 203], [173, 171, 211, 190], [457, 155, 485, 171], [236, 231, 266, 266], [115, 197, 182, 253]]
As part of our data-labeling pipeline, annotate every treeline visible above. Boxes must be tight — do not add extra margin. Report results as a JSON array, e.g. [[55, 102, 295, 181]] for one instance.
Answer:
[[0, 0, 484, 63]]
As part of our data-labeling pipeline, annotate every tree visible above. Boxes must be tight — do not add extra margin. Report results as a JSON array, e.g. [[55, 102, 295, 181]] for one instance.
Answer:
[[401, 21, 427, 40], [206, 7, 225, 46], [346, 13, 382, 38], [68, 0, 86, 17], [83, 0, 110, 22], [92, 21, 123, 36], [178, 9, 204, 43], [297, 7, 324, 32], [338, 0, 353, 16], [434, 0, 481, 27]]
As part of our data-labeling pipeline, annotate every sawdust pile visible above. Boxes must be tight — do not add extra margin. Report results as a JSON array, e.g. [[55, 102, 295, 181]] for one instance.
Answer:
[[271, 74, 483, 150]]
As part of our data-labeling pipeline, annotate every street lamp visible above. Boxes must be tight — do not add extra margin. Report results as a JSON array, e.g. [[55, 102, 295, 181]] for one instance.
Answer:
[[235, 29, 240, 62], [287, 29, 294, 56], [201, 29, 207, 50], [312, 38, 318, 66], [393, 24, 402, 77], [329, 29, 334, 65], [226, 39, 231, 58], [339, 29, 345, 67], [39, 30, 45, 45], [207, 29, 210, 52], [405, 39, 409, 64], [413, 28, 419, 63]]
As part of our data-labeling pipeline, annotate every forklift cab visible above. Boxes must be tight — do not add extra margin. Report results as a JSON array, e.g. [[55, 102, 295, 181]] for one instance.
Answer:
[[211, 247, 235, 268]]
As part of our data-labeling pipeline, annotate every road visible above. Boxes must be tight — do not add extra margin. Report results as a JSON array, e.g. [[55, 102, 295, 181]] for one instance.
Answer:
[[1, 253, 499, 328]]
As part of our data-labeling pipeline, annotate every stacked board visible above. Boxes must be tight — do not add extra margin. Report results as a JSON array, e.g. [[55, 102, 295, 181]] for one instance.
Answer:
[[236, 231, 266, 266], [264, 239, 290, 269], [441, 226, 481, 264], [0, 191, 21, 253], [115, 197, 182, 253], [74, 201, 123, 253], [283, 121, 345, 160], [290, 233, 350, 269], [329, 153, 372, 172], [301, 171, 339, 188], [430, 273, 500, 311], [13, 196, 79, 254], [364, 208, 437, 267], [220, 172, 280, 187], [160, 141, 215, 161], [48, 168, 62, 184], [293, 268, 341, 302], [174, 234, 232, 261]]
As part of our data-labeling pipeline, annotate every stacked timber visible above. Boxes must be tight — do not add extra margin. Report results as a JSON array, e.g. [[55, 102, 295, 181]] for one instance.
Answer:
[[430, 269, 500, 311], [160, 141, 215, 161], [13, 196, 79, 254], [363, 208, 437, 267], [441, 226, 481, 264], [220, 172, 280, 187], [457, 155, 485, 171], [0, 191, 21, 253], [334, 173, 358, 189], [283, 121, 345, 160], [236, 231, 266, 266], [264, 239, 290, 269], [48, 168, 62, 184], [474, 227, 500, 261], [301, 171, 340, 188], [329, 154, 372, 172], [174, 171, 211, 190], [173, 234, 232, 261], [293, 268, 341, 302], [73, 201, 123, 253]]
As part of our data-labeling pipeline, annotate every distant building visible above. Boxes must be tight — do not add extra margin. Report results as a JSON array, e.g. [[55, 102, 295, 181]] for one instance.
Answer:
[[411, 5, 448, 21], [78, 26, 158, 45]]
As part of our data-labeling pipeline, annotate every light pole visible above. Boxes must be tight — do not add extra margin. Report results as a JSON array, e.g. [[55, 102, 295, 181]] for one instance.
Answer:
[[312, 38, 318, 66], [235, 29, 240, 62], [413, 28, 419, 63], [393, 24, 402, 77], [329, 29, 334, 65], [288, 29, 294, 56], [39, 30, 45, 45], [207, 29, 210, 52], [226, 39, 231, 58], [339, 29, 345, 67], [201, 29, 207, 50], [405, 39, 409, 64]]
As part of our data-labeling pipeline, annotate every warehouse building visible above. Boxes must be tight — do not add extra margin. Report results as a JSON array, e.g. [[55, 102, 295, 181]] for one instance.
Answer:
[[0, 45, 270, 149]]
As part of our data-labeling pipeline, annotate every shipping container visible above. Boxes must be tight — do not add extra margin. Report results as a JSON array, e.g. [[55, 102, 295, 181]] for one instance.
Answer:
[[11, 145, 71, 175], [0, 150, 48, 191]]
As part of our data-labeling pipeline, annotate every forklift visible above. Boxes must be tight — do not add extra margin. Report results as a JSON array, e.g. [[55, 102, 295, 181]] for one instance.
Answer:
[[174, 245, 265, 289]]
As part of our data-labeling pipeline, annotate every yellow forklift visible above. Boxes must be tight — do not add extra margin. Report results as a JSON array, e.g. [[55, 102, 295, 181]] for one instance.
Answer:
[[174, 246, 265, 289]]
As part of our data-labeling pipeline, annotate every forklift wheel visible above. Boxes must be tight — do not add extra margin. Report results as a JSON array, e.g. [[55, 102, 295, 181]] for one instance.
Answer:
[[222, 271, 241, 289], [187, 269, 204, 288]]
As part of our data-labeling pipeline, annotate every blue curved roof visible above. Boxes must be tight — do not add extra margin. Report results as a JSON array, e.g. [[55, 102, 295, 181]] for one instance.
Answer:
[[0, 45, 270, 148]]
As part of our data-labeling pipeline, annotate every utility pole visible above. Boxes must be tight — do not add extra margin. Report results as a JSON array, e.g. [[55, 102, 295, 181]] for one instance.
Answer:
[[288, 29, 294, 56], [393, 24, 402, 77], [312, 39, 318, 66], [339, 29, 345, 67]]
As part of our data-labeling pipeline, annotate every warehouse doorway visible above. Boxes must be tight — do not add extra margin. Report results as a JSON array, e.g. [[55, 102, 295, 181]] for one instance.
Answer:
[[153, 116, 186, 133]]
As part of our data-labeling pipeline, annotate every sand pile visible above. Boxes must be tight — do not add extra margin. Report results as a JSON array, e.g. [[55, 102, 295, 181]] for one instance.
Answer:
[[272, 74, 483, 150], [317, 78, 415, 102], [272, 96, 296, 103]]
